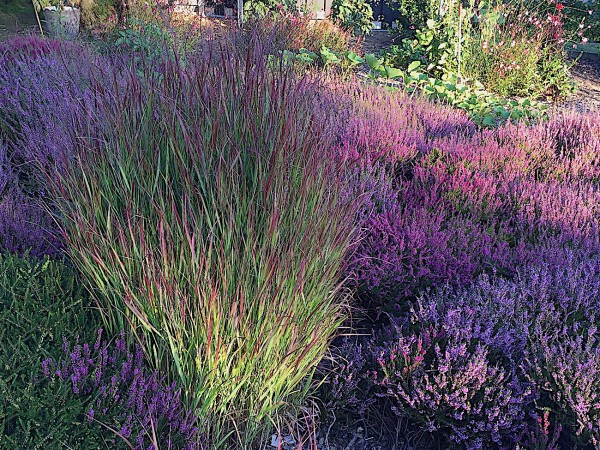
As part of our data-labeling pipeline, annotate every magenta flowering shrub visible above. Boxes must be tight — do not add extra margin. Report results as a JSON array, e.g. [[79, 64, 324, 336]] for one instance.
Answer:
[[41, 330, 204, 450], [330, 82, 475, 163], [330, 82, 600, 311]]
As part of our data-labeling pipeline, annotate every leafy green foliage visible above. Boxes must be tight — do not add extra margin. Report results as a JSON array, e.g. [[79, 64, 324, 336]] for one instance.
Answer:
[[331, 0, 373, 35], [114, 17, 174, 60], [385, 0, 582, 100], [384, 1, 473, 78], [0, 254, 102, 449], [283, 44, 546, 127], [243, 0, 297, 18], [390, 0, 430, 34], [400, 69, 547, 127]]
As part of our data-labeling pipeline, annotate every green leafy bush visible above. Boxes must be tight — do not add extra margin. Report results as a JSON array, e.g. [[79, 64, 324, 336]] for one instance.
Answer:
[[398, 64, 548, 126], [331, 0, 373, 35], [244, 0, 297, 18], [51, 38, 357, 448], [389, 0, 473, 77], [114, 17, 175, 60], [386, 0, 583, 99], [284, 44, 546, 126], [0, 254, 101, 449], [391, 0, 430, 35]]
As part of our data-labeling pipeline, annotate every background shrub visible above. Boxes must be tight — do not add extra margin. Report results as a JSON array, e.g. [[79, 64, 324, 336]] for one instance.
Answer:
[[331, 0, 374, 36]]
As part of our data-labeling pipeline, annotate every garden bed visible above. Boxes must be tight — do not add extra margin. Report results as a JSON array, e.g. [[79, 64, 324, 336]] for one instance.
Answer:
[[1, 3, 600, 450]]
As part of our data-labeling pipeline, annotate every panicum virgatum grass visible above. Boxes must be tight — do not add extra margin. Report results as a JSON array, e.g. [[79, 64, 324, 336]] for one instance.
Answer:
[[51, 37, 358, 448]]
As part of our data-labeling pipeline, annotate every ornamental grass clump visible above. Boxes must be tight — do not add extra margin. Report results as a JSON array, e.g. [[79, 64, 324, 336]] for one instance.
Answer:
[[52, 38, 357, 447]]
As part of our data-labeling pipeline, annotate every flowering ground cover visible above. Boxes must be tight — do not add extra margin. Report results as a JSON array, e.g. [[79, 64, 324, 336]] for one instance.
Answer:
[[0, 13, 599, 450]]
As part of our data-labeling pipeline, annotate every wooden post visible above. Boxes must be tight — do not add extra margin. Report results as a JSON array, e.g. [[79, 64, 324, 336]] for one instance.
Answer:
[[32, 0, 44, 35]]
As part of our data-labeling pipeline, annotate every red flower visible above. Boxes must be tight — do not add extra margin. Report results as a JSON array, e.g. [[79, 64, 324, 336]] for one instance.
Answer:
[[556, 3, 564, 11]]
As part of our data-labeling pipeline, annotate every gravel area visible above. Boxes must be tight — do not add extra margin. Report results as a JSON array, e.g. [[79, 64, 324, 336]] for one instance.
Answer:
[[558, 51, 600, 113]]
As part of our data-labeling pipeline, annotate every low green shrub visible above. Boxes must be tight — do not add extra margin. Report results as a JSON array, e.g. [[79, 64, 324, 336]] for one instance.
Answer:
[[282, 46, 546, 127], [0, 254, 101, 449], [114, 17, 176, 60]]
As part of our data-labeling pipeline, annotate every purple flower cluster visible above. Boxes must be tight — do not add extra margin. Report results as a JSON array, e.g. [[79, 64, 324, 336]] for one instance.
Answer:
[[41, 330, 203, 450], [323, 256, 600, 447], [0, 37, 99, 257], [318, 82, 600, 447], [327, 82, 600, 310], [373, 329, 530, 449]]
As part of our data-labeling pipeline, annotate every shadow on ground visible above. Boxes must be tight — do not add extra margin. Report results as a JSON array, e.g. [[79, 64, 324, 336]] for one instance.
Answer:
[[0, 0, 38, 37]]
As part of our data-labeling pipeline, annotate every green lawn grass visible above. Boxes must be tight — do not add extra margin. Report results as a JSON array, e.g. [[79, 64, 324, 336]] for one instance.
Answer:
[[0, 0, 37, 36]]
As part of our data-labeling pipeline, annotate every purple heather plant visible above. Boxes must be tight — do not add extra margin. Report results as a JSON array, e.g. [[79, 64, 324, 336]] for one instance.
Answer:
[[324, 252, 600, 447], [371, 329, 530, 450], [41, 330, 203, 450], [328, 82, 600, 310], [323, 322, 532, 449], [0, 37, 104, 257], [0, 35, 77, 67]]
